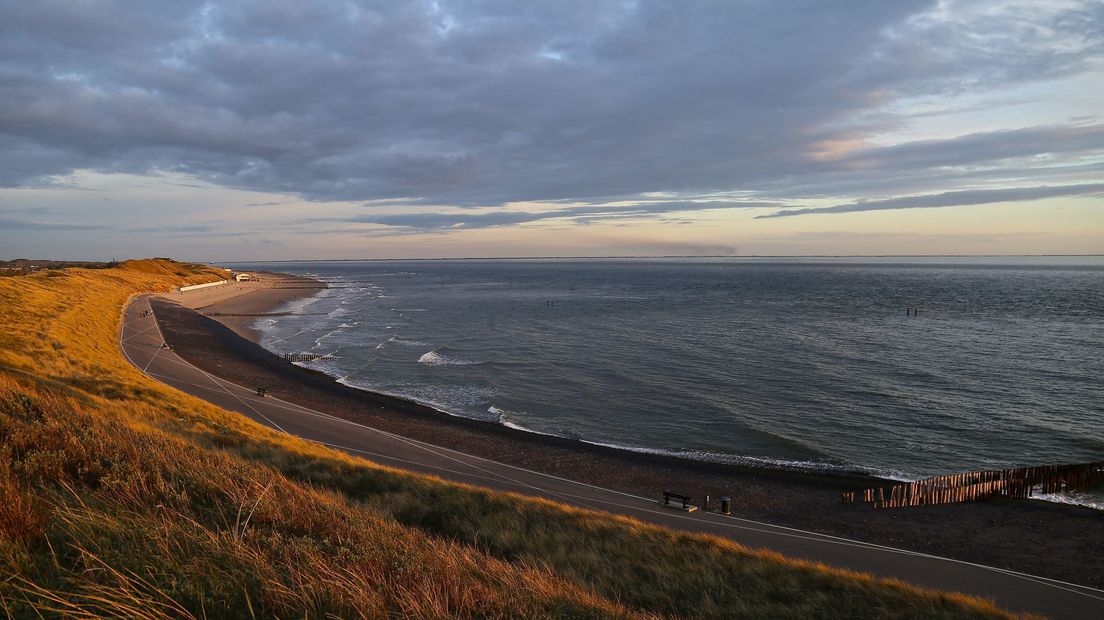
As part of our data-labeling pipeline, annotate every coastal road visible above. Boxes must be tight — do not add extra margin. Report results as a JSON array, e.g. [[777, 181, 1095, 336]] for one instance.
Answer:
[[121, 295, 1104, 619]]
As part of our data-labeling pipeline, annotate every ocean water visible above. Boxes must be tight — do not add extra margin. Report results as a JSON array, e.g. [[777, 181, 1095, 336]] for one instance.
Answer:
[[228, 257, 1104, 506]]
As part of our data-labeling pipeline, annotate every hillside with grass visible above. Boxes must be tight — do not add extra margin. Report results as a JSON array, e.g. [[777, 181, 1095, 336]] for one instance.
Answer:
[[0, 259, 1023, 618]]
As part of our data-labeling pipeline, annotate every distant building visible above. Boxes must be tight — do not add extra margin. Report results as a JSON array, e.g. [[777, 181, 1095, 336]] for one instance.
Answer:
[[235, 272, 255, 282]]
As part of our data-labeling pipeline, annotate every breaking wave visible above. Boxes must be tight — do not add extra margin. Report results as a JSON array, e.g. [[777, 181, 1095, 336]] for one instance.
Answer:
[[418, 348, 481, 366], [376, 336, 431, 350]]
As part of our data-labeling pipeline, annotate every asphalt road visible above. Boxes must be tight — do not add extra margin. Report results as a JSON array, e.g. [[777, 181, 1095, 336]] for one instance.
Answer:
[[120, 295, 1104, 619]]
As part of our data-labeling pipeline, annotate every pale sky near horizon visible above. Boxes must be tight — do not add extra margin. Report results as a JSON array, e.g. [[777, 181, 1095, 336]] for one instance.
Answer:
[[1, 0, 1102, 261]]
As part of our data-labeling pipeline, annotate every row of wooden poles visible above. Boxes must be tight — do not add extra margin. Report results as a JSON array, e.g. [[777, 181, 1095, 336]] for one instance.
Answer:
[[281, 353, 334, 362], [841, 461, 1104, 509]]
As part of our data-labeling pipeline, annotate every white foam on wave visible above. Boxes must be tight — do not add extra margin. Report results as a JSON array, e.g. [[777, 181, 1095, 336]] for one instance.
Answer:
[[376, 336, 431, 350], [1031, 491, 1104, 511], [488, 405, 565, 438], [278, 289, 327, 316], [418, 350, 480, 366], [418, 351, 450, 366], [312, 324, 350, 350], [336, 375, 496, 420], [577, 439, 891, 476]]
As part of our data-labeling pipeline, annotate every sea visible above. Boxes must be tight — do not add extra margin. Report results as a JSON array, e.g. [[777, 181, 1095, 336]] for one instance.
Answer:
[[227, 257, 1104, 508]]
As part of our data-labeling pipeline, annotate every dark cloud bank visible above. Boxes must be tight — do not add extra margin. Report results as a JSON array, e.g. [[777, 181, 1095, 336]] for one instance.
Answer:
[[1, 0, 1102, 227]]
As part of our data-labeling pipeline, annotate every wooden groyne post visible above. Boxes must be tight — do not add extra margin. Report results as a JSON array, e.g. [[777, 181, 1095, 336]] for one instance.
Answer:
[[841, 461, 1104, 509], [281, 353, 336, 363]]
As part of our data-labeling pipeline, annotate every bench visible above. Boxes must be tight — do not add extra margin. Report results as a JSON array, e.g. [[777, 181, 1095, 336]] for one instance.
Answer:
[[662, 491, 697, 512]]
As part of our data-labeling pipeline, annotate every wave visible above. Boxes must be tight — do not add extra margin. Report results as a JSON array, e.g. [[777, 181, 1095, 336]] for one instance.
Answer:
[[482, 408, 905, 479], [280, 292, 325, 315], [487, 405, 566, 438], [418, 348, 481, 366], [376, 336, 431, 350], [311, 321, 355, 350], [577, 439, 898, 477], [1030, 490, 1104, 511], [337, 376, 495, 422], [327, 306, 352, 319]]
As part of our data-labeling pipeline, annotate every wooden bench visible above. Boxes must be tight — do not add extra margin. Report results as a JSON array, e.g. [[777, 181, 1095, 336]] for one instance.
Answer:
[[661, 491, 697, 512]]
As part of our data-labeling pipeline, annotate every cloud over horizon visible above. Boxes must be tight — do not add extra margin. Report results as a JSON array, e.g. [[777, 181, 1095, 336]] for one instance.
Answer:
[[0, 218, 110, 231], [758, 183, 1104, 218], [1, 0, 1102, 258]]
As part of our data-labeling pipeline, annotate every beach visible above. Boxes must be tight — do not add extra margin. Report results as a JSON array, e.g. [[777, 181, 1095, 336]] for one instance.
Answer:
[[152, 273, 1104, 588], [168, 272, 326, 341]]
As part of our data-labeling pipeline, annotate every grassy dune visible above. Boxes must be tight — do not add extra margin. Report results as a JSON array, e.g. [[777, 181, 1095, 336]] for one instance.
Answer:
[[0, 260, 1025, 618]]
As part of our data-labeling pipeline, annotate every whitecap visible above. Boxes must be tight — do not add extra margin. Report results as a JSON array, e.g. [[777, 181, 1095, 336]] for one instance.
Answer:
[[418, 348, 483, 366], [488, 405, 564, 438], [577, 439, 886, 476], [377, 336, 432, 349], [1030, 491, 1104, 511]]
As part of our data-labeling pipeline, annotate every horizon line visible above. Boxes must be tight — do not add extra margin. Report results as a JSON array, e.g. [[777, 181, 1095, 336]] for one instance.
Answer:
[[206, 253, 1104, 263]]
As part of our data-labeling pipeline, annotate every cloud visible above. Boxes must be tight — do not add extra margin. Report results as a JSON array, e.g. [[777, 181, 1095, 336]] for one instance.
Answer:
[[124, 224, 217, 233], [867, 0, 1104, 94], [0, 206, 65, 216], [1, 0, 1101, 213], [0, 218, 109, 231], [757, 183, 1104, 218], [342, 200, 781, 230], [242, 199, 296, 208], [823, 124, 1104, 173]]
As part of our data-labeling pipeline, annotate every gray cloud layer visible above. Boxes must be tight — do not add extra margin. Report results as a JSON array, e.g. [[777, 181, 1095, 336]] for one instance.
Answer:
[[0, 218, 109, 231], [344, 200, 781, 229], [1, 0, 1102, 221], [758, 183, 1104, 218]]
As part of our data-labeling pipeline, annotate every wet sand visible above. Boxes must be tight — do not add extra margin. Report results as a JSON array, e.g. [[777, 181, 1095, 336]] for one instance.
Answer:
[[152, 275, 1104, 588]]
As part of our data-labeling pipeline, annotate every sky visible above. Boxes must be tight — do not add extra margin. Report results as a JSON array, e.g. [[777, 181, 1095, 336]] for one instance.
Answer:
[[1, 0, 1102, 260]]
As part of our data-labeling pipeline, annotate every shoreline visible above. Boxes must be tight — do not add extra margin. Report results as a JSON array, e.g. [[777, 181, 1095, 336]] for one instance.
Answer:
[[163, 271, 326, 342], [152, 273, 1104, 587]]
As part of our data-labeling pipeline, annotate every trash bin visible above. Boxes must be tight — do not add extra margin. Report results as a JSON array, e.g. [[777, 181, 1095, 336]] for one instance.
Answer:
[[719, 496, 731, 515]]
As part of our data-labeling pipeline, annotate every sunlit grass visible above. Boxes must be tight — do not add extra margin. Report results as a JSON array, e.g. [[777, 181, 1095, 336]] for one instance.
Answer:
[[0, 260, 1030, 618]]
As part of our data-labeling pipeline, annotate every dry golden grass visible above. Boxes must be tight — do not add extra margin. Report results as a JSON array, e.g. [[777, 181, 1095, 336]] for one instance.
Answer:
[[0, 260, 1030, 618]]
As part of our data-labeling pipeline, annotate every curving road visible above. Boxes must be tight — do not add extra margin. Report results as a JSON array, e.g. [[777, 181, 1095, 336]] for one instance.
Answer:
[[121, 295, 1104, 619]]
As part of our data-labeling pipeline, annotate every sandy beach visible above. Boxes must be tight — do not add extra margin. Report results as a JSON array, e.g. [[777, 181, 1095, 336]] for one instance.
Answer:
[[163, 272, 325, 341], [151, 274, 1104, 588]]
